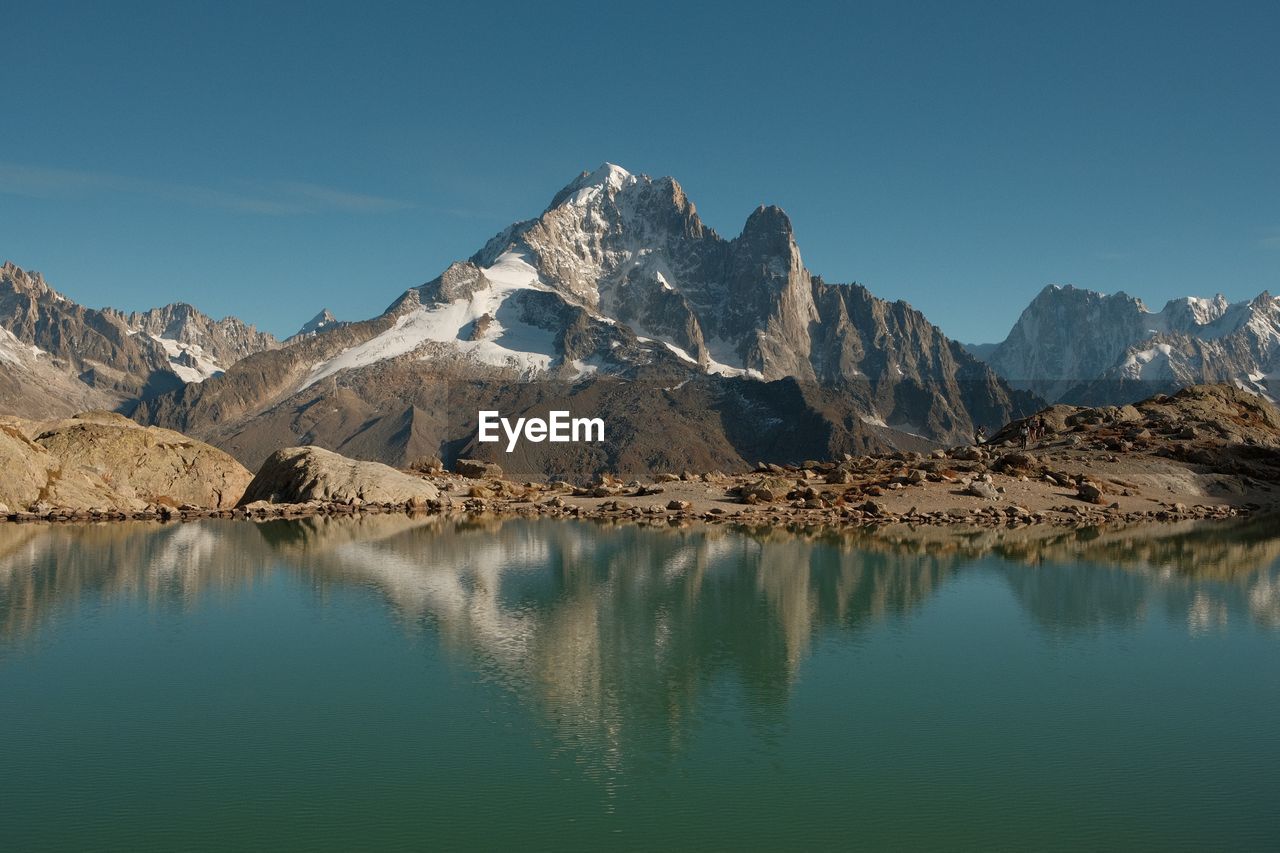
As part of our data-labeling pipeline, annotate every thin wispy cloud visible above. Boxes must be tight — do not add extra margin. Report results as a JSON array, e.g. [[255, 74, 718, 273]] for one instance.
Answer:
[[1259, 227, 1280, 250], [275, 181, 415, 214], [0, 162, 412, 215]]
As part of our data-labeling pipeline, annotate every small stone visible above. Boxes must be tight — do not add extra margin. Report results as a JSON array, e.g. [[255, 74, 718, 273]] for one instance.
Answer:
[[860, 500, 886, 516]]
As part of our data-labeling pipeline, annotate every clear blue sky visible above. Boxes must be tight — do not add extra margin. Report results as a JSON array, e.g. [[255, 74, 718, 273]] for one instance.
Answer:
[[3, 0, 1277, 343]]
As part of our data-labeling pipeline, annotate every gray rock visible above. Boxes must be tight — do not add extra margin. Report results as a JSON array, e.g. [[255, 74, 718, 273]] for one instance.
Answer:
[[965, 481, 1000, 500], [239, 446, 444, 506]]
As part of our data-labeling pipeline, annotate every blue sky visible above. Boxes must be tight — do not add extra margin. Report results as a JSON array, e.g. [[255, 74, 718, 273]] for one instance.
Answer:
[[2, 0, 1277, 343]]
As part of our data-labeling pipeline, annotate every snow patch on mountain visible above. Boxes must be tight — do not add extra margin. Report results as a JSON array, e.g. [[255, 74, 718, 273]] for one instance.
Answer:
[[299, 252, 558, 390], [149, 335, 224, 383], [556, 163, 637, 207], [569, 355, 606, 380], [0, 326, 48, 364], [1120, 343, 1175, 380], [703, 337, 762, 379], [657, 340, 698, 365]]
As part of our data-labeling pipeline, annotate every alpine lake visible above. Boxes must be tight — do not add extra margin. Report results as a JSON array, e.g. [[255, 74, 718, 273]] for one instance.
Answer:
[[2, 514, 1278, 851]]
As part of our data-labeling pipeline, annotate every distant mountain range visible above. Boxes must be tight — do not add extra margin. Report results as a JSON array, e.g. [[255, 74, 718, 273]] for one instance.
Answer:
[[970, 284, 1279, 406], [0, 261, 277, 417], [11, 163, 1274, 477]]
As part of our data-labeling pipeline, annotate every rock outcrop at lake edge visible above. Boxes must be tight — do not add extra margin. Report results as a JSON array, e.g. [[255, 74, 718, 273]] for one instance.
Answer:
[[238, 446, 446, 508], [0, 411, 252, 514]]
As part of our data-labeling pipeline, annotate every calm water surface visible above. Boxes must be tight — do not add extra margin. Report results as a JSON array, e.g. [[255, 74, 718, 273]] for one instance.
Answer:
[[2, 516, 1279, 851]]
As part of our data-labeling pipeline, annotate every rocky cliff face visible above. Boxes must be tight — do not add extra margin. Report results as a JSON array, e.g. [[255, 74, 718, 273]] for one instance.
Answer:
[[134, 164, 1032, 475], [0, 261, 277, 414], [981, 284, 1280, 405], [0, 324, 119, 418]]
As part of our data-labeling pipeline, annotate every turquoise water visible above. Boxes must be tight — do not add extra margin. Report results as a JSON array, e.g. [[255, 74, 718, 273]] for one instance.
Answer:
[[1, 516, 1279, 851]]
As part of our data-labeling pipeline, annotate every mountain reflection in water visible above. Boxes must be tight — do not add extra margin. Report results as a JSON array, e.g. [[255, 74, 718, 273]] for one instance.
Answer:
[[3, 515, 1278, 708], [4, 515, 1280, 851]]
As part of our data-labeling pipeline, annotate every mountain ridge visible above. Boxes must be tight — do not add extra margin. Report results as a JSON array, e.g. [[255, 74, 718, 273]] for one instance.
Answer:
[[0, 260, 279, 415], [974, 282, 1280, 405]]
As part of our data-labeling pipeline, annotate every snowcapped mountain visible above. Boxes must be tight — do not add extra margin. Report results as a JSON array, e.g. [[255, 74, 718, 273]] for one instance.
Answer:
[[106, 302, 279, 383], [977, 284, 1280, 404], [135, 164, 1032, 476], [0, 260, 278, 414], [290, 309, 341, 340]]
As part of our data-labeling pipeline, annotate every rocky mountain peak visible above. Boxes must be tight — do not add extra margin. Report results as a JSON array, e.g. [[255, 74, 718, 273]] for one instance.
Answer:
[[1156, 294, 1232, 331], [1036, 283, 1146, 312], [738, 205, 797, 255], [2, 261, 59, 300], [295, 309, 338, 337], [547, 162, 639, 209], [111, 302, 278, 373]]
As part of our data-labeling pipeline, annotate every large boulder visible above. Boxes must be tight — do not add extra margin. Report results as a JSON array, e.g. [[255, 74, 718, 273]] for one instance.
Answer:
[[0, 411, 252, 511], [740, 476, 795, 503], [239, 446, 445, 507], [455, 458, 504, 479]]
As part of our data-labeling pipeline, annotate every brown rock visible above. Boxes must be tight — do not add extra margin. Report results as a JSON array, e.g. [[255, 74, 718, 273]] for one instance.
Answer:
[[825, 467, 855, 485], [0, 411, 252, 511], [455, 458, 504, 479], [408, 455, 445, 473], [1076, 482, 1104, 504], [740, 476, 793, 503]]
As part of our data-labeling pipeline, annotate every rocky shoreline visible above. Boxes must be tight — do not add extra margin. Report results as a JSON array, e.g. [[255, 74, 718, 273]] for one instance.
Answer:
[[3, 385, 1279, 533]]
